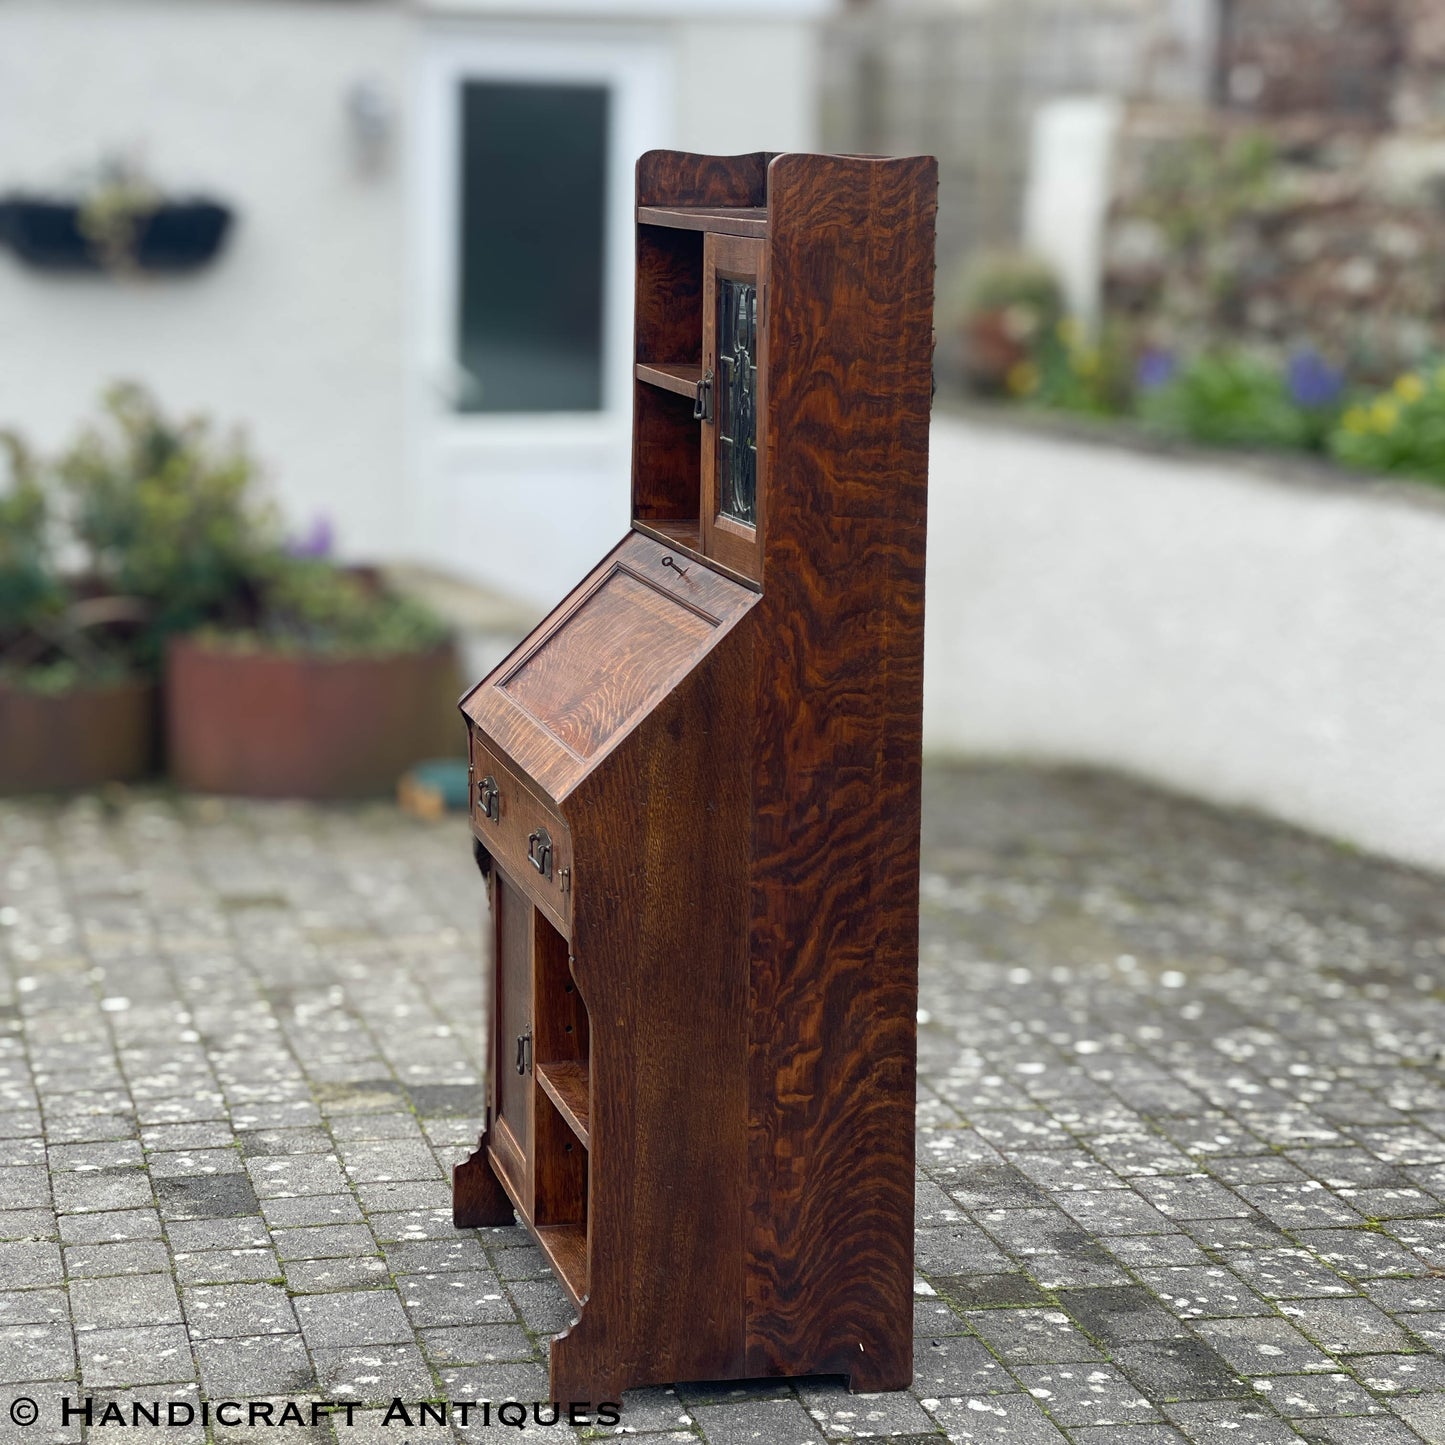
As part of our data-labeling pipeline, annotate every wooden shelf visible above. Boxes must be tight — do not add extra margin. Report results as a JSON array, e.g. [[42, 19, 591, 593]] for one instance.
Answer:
[[638, 205, 768, 238], [636, 361, 702, 399], [636, 517, 702, 552], [536, 1059, 590, 1147], [536, 1223, 587, 1309]]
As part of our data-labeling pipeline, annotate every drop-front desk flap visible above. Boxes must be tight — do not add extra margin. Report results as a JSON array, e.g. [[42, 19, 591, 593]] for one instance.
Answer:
[[460, 527, 757, 811]]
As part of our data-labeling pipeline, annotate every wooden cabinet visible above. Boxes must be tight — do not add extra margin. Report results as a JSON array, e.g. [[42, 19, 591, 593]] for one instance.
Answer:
[[453, 149, 937, 1404]]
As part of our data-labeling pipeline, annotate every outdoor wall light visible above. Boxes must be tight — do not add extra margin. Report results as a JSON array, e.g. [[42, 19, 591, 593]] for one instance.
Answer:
[[345, 77, 395, 174]]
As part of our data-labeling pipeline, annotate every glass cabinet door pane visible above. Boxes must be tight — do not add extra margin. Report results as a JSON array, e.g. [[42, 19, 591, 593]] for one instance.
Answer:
[[716, 276, 758, 526], [457, 81, 609, 413]]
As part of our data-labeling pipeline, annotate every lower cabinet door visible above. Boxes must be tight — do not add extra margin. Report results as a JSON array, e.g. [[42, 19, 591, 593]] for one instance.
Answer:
[[493, 871, 532, 1177]]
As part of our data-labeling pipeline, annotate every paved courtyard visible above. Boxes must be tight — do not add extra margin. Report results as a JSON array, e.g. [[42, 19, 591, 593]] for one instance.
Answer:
[[2, 763, 1445, 1443]]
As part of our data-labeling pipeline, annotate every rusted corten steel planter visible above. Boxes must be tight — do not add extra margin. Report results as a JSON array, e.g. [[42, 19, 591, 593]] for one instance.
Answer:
[[165, 637, 461, 798], [0, 677, 158, 793]]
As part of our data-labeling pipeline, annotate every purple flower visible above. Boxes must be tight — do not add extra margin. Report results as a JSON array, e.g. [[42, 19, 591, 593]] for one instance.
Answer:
[[285, 514, 334, 559], [1286, 347, 1345, 410], [1135, 347, 1176, 392]]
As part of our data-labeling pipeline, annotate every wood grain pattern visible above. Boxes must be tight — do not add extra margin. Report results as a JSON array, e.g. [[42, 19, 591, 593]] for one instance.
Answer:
[[536, 1060, 589, 1147], [534, 914, 588, 1072], [461, 531, 756, 803], [635, 225, 702, 365], [534, 1088, 587, 1231], [637, 205, 768, 238], [494, 873, 533, 1179], [632, 382, 699, 524], [456, 150, 935, 1402], [636, 150, 772, 209], [549, 617, 753, 1403], [452, 1146, 514, 1229], [501, 567, 716, 758], [536, 1225, 588, 1310], [635, 361, 702, 397], [453, 860, 515, 1230], [469, 739, 573, 936], [744, 152, 936, 1392]]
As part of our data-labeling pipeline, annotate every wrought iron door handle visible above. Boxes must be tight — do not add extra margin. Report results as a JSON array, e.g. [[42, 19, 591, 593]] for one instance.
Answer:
[[693, 369, 714, 423]]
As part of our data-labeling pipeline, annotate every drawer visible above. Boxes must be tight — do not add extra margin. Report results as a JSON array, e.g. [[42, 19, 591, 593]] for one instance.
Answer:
[[469, 732, 573, 934]]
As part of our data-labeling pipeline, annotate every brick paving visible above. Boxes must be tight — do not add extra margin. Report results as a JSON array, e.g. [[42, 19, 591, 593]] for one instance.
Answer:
[[1, 763, 1444, 1442]]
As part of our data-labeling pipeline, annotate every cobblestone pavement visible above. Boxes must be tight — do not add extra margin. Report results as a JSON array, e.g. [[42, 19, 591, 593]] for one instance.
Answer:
[[2, 764, 1445, 1444]]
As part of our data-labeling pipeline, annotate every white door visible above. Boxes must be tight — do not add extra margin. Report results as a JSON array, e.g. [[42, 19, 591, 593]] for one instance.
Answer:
[[411, 24, 670, 607]]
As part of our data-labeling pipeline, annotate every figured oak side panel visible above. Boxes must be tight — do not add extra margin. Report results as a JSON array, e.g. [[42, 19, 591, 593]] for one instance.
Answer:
[[745, 154, 937, 1391], [548, 619, 754, 1402]]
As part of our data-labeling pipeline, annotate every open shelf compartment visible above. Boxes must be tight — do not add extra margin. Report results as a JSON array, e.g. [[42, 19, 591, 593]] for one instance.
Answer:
[[529, 906, 590, 1305], [636, 361, 702, 398], [536, 1059, 589, 1147]]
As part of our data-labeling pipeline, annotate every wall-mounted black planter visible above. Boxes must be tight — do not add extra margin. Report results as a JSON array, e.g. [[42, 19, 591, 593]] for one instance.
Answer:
[[0, 196, 233, 273]]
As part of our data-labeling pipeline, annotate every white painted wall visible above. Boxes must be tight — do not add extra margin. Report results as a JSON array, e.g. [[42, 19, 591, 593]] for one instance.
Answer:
[[0, 0, 412, 560], [0, 0, 827, 599], [924, 414, 1445, 872], [409, 7, 824, 607]]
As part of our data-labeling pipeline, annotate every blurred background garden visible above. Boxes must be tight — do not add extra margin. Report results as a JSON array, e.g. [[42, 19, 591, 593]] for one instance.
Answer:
[[2, 0, 1444, 870]]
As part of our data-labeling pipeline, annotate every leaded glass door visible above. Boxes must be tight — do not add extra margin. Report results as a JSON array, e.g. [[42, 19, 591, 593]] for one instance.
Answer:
[[701, 234, 766, 581]]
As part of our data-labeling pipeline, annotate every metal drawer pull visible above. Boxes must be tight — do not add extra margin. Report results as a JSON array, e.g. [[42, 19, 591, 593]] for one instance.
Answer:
[[515, 1027, 531, 1076], [476, 775, 499, 820], [527, 827, 553, 880]]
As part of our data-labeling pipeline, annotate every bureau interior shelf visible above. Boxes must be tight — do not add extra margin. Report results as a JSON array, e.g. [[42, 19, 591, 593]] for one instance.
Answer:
[[536, 1059, 590, 1147], [637, 204, 768, 238], [635, 361, 702, 397], [636, 516, 702, 552]]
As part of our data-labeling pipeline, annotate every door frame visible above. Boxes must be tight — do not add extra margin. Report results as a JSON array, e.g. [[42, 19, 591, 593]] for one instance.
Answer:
[[412, 23, 670, 451]]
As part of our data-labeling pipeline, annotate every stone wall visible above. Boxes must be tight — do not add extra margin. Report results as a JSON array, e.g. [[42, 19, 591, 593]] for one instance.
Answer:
[[1217, 0, 1445, 126], [820, 0, 1216, 292], [1103, 102, 1445, 382]]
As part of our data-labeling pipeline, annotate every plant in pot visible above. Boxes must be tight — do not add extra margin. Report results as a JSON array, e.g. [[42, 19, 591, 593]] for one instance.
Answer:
[[951, 250, 1064, 397], [59, 383, 460, 798], [0, 430, 157, 793], [0, 153, 233, 274]]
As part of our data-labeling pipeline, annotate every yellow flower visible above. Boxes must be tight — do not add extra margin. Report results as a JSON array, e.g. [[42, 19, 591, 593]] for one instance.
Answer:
[[1074, 348, 1100, 378], [1394, 372, 1425, 403], [1056, 316, 1081, 349], [1006, 360, 1039, 397], [1371, 398, 1399, 431], [1341, 405, 1367, 435]]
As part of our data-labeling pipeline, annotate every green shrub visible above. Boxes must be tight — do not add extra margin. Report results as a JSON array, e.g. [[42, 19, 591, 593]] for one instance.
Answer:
[[958, 250, 1064, 320], [1023, 318, 1135, 416], [950, 251, 1066, 395], [3, 384, 450, 689], [0, 431, 62, 641], [224, 558, 450, 657], [1330, 369, 1445, 485], [1137, 351, 1319, 450], [58, 382, 278, 656], [56, 382, 449, 657]]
